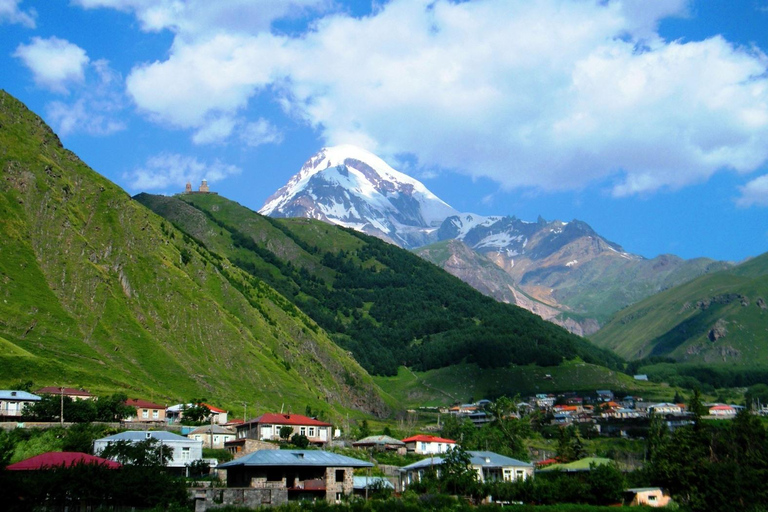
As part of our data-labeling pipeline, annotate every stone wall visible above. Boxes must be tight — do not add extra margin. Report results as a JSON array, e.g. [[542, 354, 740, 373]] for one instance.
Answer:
[[190, 487, 288, 511]]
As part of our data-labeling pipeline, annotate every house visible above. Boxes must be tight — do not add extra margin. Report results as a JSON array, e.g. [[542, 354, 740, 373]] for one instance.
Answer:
[[648, 403, 683, 415], [166, 402, 228, 424], [708, 404, 737, 417], [6, 452, 121, 470], [352, 435, 406, 453], [623, 487, 672, 507], [0, 390, 41, 418], [399, 450, 533, 490], [234, 413, 332, 446], [93, 431, 203, 470], [352, 476, 395, 497], [596, 390, 614, 402], [188, 425, 236, 449], [35, 387, 95, 401], [124, 399, 166, 423], [217, 449, 373, 504], [402, 434, 456, 455], [225, 438, 280, 458]]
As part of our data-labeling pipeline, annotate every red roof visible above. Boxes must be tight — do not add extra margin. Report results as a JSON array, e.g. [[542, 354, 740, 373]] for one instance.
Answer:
[[202, 403, 226, 413], [250, 413, 332, 427], [35, 387, 94, 397], [6, 452, 121, 470], [125, 398, 165, 409], [402, 434, 456, 444]]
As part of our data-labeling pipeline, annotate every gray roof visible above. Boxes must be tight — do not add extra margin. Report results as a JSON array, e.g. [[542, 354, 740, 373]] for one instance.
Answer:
[[352, 435, 405, 446], [0, 390, 41, 401], [96, 431, 197, 443], [188, 425, 235, 436], [400, 451, 532, 472], [218, 450, 373, 469], [353, 476, 394, 490]]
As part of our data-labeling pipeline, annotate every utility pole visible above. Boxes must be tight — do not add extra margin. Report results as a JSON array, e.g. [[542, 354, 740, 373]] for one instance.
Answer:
[[60, 386, 64, 427]]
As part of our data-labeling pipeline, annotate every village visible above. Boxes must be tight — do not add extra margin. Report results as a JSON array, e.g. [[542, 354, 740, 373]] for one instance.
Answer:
[[0, 384, 754, 510]]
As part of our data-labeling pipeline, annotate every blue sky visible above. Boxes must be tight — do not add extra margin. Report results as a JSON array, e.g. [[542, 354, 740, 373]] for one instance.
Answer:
[[2, 0, 767, 262]]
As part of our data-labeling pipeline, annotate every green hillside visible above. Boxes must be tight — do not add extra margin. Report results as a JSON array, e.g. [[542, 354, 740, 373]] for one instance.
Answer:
[[591, 252, 768, 365], [137, 193, 623, 377], [0, 90, 388, 418]]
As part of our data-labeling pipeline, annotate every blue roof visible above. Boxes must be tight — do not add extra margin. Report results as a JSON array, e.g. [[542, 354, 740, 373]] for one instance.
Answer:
[[399, 451, 532, 472], [352, 476, 394, 490], [96, 431, 195, 443], [218, 450, 373, 469], [0, 390, 41, 401]]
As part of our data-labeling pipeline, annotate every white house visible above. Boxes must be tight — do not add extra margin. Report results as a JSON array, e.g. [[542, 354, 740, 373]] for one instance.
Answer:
[[708, 404, 737, 417], [399, 450, 533, 490], [402, 434, 456, 455], [234, 413, 333, 446], [0, 390, 41, 418], [648, 403, 683, 415], [93, 431, 203, 470]]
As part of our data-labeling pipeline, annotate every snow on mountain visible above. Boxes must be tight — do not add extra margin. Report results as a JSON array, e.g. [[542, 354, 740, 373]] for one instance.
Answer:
[[259, 145, 458, 248]]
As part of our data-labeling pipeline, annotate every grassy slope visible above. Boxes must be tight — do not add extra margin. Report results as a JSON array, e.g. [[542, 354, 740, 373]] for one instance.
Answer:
[[591, 252, 768, 364], [0, 90, 388, 418], [137, 193, 623, 378]]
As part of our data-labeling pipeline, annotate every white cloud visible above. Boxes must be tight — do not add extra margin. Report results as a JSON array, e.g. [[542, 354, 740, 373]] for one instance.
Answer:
[[0, 0, 36, 28], [240, 118, 283, 147], [192, 116, 237, 145], [124, 153, 242, 191], [45, 59, 127, 136], [736, 175, 768, 207], [110, 0, 768, 196], [73, 0, 329, 36], [13, 37, 89, 93]]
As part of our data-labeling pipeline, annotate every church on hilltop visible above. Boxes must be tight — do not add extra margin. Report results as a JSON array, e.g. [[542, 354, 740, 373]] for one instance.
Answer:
[[184, 179, 217, 195]]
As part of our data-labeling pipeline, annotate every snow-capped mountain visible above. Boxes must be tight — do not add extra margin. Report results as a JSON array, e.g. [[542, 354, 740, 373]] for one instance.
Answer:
[[259, 145, 458, 248], [261, 145, 727, 335]]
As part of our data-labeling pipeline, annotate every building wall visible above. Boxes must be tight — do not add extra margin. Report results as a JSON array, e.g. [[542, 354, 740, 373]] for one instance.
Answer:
[[190, 487, 288, 509]]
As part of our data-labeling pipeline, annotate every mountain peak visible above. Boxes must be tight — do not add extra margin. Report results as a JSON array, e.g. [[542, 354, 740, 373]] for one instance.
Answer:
[[259, 145, 458, 248]]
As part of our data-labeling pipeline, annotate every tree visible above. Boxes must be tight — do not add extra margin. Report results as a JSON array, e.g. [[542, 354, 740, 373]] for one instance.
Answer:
[[99, 438, 171, 467], [586, 462, 626, 505], [182, 400, 211, 425], [440, 445, 478, 496], [291, 433, 309, 448], [279, 426, 294, 441], [95, 393, 134, 421]]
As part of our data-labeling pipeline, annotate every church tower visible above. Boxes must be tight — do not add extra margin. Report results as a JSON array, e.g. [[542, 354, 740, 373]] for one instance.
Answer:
[[185, 181, 192, 194], [199, 179, 210, 193]]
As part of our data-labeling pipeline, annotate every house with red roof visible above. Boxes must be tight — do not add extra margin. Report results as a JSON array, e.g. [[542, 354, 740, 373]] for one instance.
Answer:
[[124, 398, 166, 423], [6, 452, 121, 470], [402, 434, 456, 455], [35, 387, 95, 401], [709, 404, 737, 417], [233, 413, 333, 446]]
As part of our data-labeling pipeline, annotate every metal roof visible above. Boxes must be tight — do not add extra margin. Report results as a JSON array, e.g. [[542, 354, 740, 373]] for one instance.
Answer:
[[7, 452, 121, 470], [95, 431, 197, 443], [399, 451, 532, 472], [218, 450, 373, 469], [0, 390, 41, 401], [188, 425, 235, 435], [353, 476, 394, 490], [352, 435, 405, 446]]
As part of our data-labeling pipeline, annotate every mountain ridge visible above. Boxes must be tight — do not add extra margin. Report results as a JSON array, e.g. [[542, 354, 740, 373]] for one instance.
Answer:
[[261, 145, 730, 333]]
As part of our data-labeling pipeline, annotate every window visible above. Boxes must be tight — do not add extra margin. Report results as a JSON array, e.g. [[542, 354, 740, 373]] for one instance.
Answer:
[[308, 427, 315, 437], [152, 410, 159, 419], [335, 470, 345, 482], [648, 495, 657, 502], [503, 469, 512, 481], [421, 442, 427, 452], [142, 409, 148, 419], [300, 427, 306, 436], [516, 470, 524, 480], [181, 447, 190, 461]]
